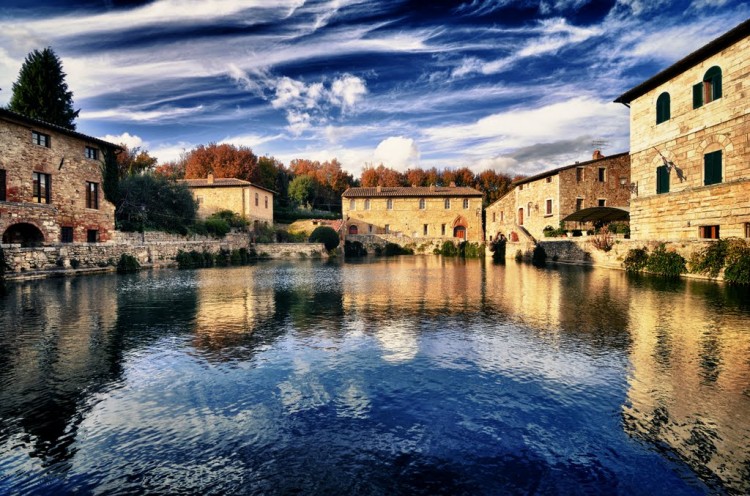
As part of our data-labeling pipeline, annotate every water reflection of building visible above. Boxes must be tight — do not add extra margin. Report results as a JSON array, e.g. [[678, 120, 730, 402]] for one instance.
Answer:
[[623, 280, 750, 493]]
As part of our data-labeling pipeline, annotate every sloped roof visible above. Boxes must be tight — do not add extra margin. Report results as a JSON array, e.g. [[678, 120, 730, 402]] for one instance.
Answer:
[[180, 177, 276, 194], [513, 152, 629, 187], [0, 108, 123, 150], [342, 186, 482, 198], [614, 17, 750, 104]]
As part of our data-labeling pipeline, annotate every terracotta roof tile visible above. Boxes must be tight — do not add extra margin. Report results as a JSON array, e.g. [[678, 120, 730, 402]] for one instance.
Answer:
[[342, 186, 482, 198], [179, 178, 277, 194]]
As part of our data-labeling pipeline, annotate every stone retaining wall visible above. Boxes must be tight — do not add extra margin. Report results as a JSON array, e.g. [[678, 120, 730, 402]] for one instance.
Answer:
[[345, 233, 475, 255]]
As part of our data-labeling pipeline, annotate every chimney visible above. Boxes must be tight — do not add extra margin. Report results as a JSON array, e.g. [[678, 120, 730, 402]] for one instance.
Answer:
[[376, 185, 382, 193], [207, 173, 214, 184], [449, 181, 456, 188], [592, 149, 604, 160], [411, 183, 417, 188], [429, 184, 435, 192]]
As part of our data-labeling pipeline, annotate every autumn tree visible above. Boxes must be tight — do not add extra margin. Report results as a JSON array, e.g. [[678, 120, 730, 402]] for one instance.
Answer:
[[117, 146, 158, 178], [8, 47, 79, 129], [405, 168, 427, 187], [477, 170, 513, 206], [360, 164, 405, 187], [183, 143, 258, 181]]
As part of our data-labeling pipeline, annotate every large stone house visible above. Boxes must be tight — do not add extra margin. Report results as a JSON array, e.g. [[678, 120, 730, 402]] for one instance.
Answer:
[[614, 18, 750, 241], [486, 151, 631, 242], [342, 185, 484, 242], [0, 109, 118, 246], [180, 174, 274, 228]]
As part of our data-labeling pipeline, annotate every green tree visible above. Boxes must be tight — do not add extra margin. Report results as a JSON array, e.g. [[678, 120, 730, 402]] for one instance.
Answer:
[[8, 47, 79, 129], [116, 175, 197, 234], [309, 226, 340, 251], [288, 175, 316, 208]]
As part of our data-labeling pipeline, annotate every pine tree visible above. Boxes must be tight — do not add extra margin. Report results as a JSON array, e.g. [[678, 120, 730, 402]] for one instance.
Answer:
[[7, 47, 80, 130]]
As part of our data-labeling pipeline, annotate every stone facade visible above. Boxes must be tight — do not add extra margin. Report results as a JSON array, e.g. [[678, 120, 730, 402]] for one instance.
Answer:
[[486, 152, 631, 241], [616, 19, 750, 241], [181, 175, 274, 227], [0, 109, 117, 245], [342, 185, 484, 243]]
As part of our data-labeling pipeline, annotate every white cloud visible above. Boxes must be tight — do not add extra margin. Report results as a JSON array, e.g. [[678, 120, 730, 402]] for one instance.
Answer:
[[149, 142, 194, 164], [82, 105, 206, 122], [219, 133, 283, 148], [373, 136, 420, 171], [330, 75, 368, 110], [285, 110, 313, 136], [99, 132, 145, 150]]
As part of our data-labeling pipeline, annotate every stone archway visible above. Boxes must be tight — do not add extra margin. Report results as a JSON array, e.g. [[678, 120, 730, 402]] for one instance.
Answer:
[[452, 216, 468, 239], [2, 223, 45, 247], [348, 225, 358, 235]]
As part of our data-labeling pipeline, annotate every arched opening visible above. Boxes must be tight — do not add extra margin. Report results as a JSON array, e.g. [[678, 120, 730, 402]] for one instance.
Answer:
[[348, 225, 358, 235], [2, 223, 45, 247], [453, 226, 466, 239], [518, 208, 524, 225], [509, 231, 519, 242]]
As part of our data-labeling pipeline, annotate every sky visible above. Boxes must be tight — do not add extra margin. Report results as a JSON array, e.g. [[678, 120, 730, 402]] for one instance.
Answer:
[[0, 0, 747, 178]]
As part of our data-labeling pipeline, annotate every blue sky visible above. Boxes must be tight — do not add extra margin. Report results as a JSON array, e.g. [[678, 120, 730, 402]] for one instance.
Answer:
[[0, 0, 746, 177]]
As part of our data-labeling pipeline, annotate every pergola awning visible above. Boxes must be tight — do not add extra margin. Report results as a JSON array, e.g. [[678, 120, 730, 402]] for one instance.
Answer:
[[561, 206, 630, 223]]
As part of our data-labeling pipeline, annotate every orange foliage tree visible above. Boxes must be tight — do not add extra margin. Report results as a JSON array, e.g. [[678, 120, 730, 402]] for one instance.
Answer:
[[360, 164, 405, 187], [183, 143, 258, 182]]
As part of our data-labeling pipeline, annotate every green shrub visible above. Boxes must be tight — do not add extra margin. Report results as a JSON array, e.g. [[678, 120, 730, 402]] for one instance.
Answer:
[[210, 210, 248, 229], [460, 242, 485, 258], [490, 237, 506, 262], [230, 249, 243, 265], [254, 223, 276, 243], [117, 174, 197, 234], [532, 244, 546, 266], [437, 241, 459, 257], [383, 242, 413, 256], [515, 249, 523, 262], [345, 240, 367, 257], [204, 217, 231, 237], [275, 227, 306, 243], [690, 239, 727, 278], [724, 242, 750, 285], [70, 259, 80, 269], [645, 244, 686, 278], [624, 248, 649, 273], [309, 226, 340, 250], [116, 253, 140, 273]]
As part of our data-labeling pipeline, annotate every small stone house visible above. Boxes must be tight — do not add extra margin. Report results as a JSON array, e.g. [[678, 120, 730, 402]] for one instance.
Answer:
[[485, 151, 631, 241], [180, 174, 275, 229], [342, 185, 484, 242], [614, 18, 750, 241], [0, 108, 119, 246]]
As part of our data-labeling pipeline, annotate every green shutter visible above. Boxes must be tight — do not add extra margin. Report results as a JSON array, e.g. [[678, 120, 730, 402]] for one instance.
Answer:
[[704, 150, 722, 185], [656, 165, 670, 194], [713, 73, 722, 99], [693, 83, 703, 108]]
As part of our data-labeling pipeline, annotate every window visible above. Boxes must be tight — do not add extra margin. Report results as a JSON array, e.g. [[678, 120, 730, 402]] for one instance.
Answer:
[[444, 198, 451, 209], [598, 199, 606, 207], [694, 66, 722, 108], [704, 150, 722, 185], [576, 168, 584, 182], [656, 92, 671, 124], [196, 196, 203, 205], [441, 224, 446, 236], [364, 199, 370, 210], [86, 182, 98, 209], [32, 172, 51, 204], [546, 176, 552, 183], [500, 211, 504, 221], [527, 202, 532, 217], [87, 229, 99, 243], [745, 223, 750, 239], [576, 198, 583, 211], [463, 198, 469, 209], [255, 192, 259, 207], [265, 196, 268, 208], [350, 199, 355, 210], [385, 224, 390, 234], [419, 198, 425, 210], [85, 146, 99, 160], [0, 169, 5, 201], [368, 225, 373, 233], [423, 224, 428, 236], [61, 226, 74, 243], [519, 184, 524, 191], [699, 225, 720, 239], [32, 131, 50, 147], [598, 168, 606, 182], [492, 212, 496, 222], [545, 199, 552, 215], [656, 165, 670, 194], [387, 198, 393, 210]]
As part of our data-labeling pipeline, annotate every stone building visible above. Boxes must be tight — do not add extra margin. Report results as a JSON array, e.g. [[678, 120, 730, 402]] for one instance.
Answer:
[[614, 18, 750, 241], [486, 151, 631, 241], [180, 174, 275, 228], [342, 185, 484, 243], [0, 108, 118, 246]]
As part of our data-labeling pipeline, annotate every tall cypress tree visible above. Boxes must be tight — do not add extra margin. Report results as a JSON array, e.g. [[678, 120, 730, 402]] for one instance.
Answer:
[[7, 47, 80, 130]]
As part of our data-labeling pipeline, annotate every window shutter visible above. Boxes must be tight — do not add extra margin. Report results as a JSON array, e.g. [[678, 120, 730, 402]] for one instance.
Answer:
[[704, 151, 722, 185], [693, 83, 703, 108], [713, 73, 722, 99], [47, 174, 52, 203], [656, 165, 669, 194]]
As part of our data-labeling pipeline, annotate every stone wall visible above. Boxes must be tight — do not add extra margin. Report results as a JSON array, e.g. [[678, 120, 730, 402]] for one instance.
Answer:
[[628, 34, 750, 240], [0, 115, 116, 244], [345, 233, 461, 255]]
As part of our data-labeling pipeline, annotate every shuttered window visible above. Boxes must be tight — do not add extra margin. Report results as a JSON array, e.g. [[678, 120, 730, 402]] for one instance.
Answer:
[[0, 169, 6, 201], [656, 92, 670, 124], [704, 150, 722, 186], [694, 66, 722, 108], [656, 165, 670, 194]]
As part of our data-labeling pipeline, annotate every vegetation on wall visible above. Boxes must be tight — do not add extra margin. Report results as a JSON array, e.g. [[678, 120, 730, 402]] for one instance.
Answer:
[[309, 226, 340, 251], [624, 244, 686, 278], [116, 254, 140, 274], [690, 238, 750, 284], [175, 248, 258, 269], [434, 241, 484, 258], [531, 244, 547, 266], [344, 240, 367, 257], [489, 236, 506, 262]]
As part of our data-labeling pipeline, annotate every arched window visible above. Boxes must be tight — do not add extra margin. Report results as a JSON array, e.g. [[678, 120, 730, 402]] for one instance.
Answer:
[[386, 198, 393, 210], [656, 92, 670, 124], [444, 198, 450, 209], [348, 225, 358, 235], [693, 66, 722, 108], [255, 192, 259, 206], [419, 198, 425, 209]]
